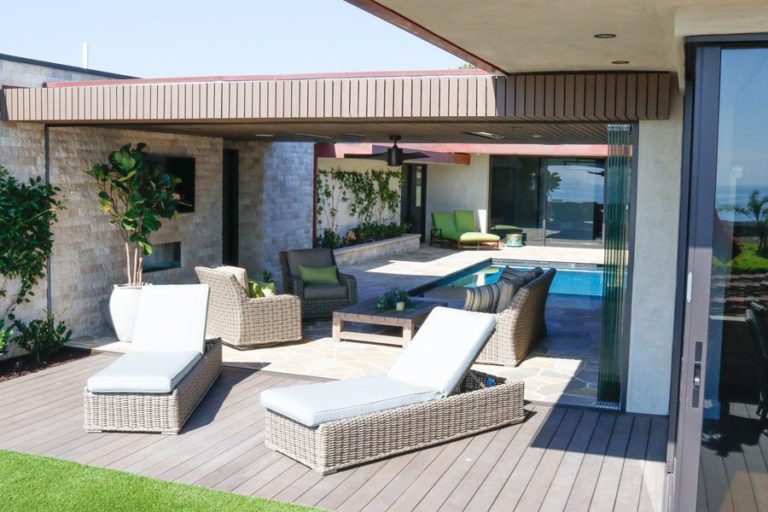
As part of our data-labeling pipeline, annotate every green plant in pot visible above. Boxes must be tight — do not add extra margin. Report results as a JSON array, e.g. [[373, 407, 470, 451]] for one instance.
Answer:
[[87, 143, 180, 341], [376, 288, 413, 311]]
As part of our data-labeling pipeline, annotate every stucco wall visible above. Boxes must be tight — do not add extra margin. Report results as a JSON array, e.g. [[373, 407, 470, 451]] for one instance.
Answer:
[[625, 90, 684, 415], [425, 154, 491, 236], [48, 127, 223, 337], [316, 157, 402, 236]]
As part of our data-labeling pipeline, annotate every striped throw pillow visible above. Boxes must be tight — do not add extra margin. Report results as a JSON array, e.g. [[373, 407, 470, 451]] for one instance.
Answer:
[[464, 282, 502, 313]]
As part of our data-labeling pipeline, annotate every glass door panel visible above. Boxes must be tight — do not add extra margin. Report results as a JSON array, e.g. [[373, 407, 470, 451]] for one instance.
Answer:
[[543, 158, 605, 244], [678, 45, 768, 512]]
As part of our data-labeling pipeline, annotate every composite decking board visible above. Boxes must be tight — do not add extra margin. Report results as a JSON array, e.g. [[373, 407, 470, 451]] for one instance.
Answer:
[[115, 376, 297, 475], [488, 407, 569, 511], [464, 405, 550, 512], [336, 451, 419, 512], [562, 412, 619, 512], [384, 435, 475, 512], [537, 410, 603, 512], [613, 415, 653, 512], [412, 428, 499, 512], [0, 357, 666, 512], [637, 416, 669, 512], [440, 420, 525, 511], [513, 408, 586, 512], [587, 413, 635, 512], [359, 443, 446, 512]]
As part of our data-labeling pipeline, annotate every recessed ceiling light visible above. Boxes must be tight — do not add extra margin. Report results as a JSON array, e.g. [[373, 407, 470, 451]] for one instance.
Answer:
[[531, 134, 544, 139], [253, 133, 273, 138], [612, 60, 630, 65], [466, 131, 505, 140], [594, 33, 616, 39]]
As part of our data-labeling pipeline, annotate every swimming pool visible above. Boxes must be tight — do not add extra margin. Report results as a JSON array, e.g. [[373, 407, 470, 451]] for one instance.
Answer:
[[427, 262, 604, 297]]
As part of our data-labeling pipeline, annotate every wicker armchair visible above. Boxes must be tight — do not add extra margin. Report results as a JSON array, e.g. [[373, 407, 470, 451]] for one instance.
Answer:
[[476, 268, 556, 366], [280, 249, 358, 319], [195, 266, 302, 348]]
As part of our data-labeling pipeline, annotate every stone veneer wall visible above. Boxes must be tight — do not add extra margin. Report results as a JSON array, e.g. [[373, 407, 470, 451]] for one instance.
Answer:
[[0, 57, 124, 329], [47, 127, 223, 337], [224, 141, 265, 279], [260, 143, 315, 291]]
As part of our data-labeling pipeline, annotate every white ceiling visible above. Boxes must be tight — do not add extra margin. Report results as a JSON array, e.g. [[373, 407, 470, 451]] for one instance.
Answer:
[[368, 0, 768, 81]]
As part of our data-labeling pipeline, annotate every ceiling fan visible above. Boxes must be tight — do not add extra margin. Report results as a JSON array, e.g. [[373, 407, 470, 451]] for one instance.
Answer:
[[346, 135, 428, 167]]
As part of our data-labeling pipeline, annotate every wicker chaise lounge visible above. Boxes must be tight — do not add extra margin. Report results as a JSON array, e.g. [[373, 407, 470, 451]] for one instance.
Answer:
[[84, 285, 222, 434], [195, 266, 302, 348], [261, 307, 525, 474]]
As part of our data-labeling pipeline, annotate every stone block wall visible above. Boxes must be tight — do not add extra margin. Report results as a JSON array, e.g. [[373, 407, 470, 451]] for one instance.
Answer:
[[47, 127, 223, 336], [224, 141, 265, 280], [260, 143, 315, 290]]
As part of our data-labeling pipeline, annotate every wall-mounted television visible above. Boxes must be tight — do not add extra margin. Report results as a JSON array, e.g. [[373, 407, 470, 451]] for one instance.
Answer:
[[149, 155, 196, 213]]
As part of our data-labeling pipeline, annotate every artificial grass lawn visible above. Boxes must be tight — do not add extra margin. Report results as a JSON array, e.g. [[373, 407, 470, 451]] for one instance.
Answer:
[[0, 450, 320, 512]]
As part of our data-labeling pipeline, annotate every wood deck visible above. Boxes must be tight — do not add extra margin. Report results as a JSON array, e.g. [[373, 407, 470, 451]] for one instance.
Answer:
[[0, 353, 668, 511]]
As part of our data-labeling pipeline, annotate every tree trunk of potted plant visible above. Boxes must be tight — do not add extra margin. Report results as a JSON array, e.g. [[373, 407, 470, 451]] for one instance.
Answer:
[[88, 143, 181, 341]]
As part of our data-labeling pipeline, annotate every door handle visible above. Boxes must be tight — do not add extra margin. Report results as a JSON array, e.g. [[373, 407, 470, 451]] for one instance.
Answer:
[[692, 341, 703, 408]]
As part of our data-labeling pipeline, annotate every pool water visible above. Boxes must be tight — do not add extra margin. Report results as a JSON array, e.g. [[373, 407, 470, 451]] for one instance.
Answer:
[[445, 265, 604, 297]]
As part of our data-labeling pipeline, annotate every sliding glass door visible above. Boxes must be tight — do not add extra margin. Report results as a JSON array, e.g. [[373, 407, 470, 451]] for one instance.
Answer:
[[674, 41, 768, 511]]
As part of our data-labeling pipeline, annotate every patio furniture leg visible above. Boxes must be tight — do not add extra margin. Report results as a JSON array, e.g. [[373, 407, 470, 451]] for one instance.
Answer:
[[332, 315, 342, 342], [402, 321, 414, 345]]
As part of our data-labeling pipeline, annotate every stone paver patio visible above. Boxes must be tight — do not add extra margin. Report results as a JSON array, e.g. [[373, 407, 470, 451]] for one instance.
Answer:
[[70, 244, 604, 407]]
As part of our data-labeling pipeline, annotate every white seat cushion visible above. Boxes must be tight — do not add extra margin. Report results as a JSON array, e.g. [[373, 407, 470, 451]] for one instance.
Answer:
[[87, 351, 201, 394], [260, 375, 442, 427], [132, 284, 209, 354], [388, 307, 496, 396]]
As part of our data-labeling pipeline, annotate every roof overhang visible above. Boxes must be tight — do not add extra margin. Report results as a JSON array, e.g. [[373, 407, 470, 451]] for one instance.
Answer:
[[347, 0, 768, 88], [1, 70, 672, 144]]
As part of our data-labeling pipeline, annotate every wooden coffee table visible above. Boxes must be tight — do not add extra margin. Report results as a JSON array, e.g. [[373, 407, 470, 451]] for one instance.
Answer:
[[332, 298, 448, 346]]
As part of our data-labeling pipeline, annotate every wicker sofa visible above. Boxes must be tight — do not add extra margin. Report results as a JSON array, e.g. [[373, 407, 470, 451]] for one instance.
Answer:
[[476, 268, 556, 366], [261, 307, 524, 474], [279, 249, 358, 319], [195, 266, 302, 348]]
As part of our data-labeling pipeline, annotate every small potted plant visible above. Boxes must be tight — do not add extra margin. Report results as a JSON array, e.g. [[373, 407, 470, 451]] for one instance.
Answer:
[[376, 288, 413, 312], [87, 143, 181, 341]]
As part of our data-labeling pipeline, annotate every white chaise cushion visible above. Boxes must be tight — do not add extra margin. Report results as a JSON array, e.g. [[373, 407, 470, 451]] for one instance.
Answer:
[[388, 307, 496, 396], [132, 284, 209, 354], [87, 351, 201, 394], [260, 375, 442, 427]]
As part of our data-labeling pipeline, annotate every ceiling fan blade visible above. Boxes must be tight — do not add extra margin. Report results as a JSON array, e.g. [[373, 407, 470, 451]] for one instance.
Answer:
[[345, 151, 389, 160], [401, 151, 430, 161]]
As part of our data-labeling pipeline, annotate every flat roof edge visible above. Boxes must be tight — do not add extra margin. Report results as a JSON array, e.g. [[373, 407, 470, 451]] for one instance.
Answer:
[[0, 52, 134, 80]]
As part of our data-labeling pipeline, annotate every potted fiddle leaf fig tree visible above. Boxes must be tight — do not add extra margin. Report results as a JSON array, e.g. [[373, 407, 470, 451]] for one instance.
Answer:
[[87, 143, 181, 341]]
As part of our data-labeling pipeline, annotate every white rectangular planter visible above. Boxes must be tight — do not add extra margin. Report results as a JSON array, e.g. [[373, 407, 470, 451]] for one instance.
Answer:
[[334, 234, 421, 266]]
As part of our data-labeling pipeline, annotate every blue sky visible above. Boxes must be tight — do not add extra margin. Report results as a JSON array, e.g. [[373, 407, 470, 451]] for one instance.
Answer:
[[0, 0, 465, 77]]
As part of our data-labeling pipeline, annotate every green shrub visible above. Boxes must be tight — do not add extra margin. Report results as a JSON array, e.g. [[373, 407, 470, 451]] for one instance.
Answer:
[[0, 319, 12, 355], [318, 229, 346, 249], [353, 222, 408, 244], [0, 166, 63, 320], [13, 313, 72, 365]]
